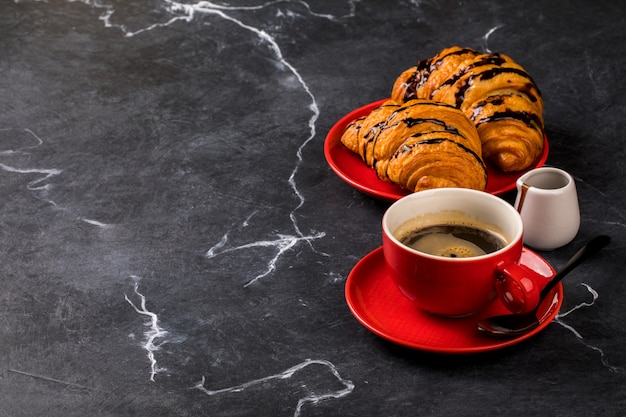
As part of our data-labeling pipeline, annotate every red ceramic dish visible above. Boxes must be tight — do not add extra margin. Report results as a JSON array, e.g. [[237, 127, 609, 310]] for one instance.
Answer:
[[324, 99, 550, 202], [345, 247, 562, 354]]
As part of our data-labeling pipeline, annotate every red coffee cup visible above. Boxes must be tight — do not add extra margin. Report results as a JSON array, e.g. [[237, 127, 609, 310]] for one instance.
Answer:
[[382, 188, 547, 317]]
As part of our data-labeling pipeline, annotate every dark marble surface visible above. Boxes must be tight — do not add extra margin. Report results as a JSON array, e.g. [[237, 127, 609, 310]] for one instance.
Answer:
[[1, 1, 624, 416]]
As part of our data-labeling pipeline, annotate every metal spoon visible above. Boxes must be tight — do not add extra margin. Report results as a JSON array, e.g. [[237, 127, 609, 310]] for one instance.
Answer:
[[477, 235, 611, 337]]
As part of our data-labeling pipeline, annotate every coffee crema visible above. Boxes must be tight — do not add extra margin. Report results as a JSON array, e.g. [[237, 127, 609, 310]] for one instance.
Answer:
[[398, 224, 507, 258]]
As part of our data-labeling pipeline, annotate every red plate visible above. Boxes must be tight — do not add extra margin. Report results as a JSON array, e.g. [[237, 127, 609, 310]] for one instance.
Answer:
[[325, 100, 549, 202], [345, 247, 562, 354]]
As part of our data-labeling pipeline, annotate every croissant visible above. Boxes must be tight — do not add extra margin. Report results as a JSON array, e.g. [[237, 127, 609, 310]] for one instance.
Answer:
[[341, 99, 487, 192], [391, 46, 544, 172], [341, 100, 401, 164]]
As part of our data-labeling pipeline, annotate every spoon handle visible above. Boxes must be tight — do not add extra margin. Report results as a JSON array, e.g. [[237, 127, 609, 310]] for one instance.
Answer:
[[539, 235, 611, 299]]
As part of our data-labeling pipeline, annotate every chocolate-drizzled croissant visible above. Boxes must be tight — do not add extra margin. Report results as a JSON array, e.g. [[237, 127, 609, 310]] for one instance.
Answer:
[[391, 46, 544, 172], [341, 99, 487, 192]]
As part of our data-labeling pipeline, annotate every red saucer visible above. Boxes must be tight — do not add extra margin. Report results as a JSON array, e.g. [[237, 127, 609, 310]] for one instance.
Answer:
[[345, 247, 562, 354], [325, 100, 549, 202]]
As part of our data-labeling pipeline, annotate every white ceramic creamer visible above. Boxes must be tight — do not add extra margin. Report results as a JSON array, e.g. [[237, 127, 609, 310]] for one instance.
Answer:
[[514, 167, 580, 251]]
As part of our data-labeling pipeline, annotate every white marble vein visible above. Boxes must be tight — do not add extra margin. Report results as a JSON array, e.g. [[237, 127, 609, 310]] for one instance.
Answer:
[[0, 128, 62, 193], [482, 24, 504, 53], [555, 283, 622, 373], [0, 127, 112, 228], [193, 358, 355, 417], [124, 277, 170, 382], [205, 225, 325, 287]]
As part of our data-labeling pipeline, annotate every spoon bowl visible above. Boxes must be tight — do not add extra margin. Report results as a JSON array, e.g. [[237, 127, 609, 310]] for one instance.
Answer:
[[477, 235, 610, 337]]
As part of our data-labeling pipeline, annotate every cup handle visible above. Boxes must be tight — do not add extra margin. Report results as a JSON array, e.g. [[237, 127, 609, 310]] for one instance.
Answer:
[[494, 261, 544, 314]]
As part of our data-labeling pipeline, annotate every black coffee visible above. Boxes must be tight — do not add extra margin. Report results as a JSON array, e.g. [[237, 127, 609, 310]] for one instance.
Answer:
[[399, 224, 506, 258]]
